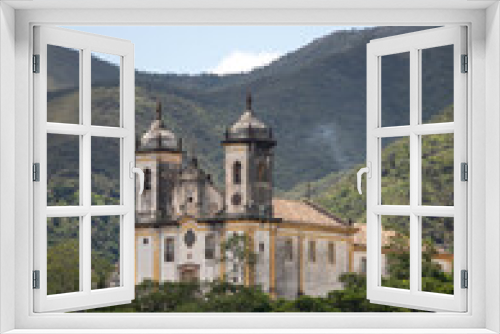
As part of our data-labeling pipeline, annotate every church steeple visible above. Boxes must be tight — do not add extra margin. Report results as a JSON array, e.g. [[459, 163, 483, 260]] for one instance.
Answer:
[[137, 97, 182, 153], [222, 93, 276, 218], [135, 97, 184, 223], [224, 92, 274, 142]]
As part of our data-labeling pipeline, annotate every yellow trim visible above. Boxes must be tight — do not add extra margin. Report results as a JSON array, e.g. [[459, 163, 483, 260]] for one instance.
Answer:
[[153, 230, 160, 281], [244, 229, 256, 287], [225, 225, 258, 232], [353, 244, 367, 252], [219, 227, 226, 281], [222, 143, 248, 148], [349, 241, 354, 272], [277, 230, 349, 242], [134, 237, 137, 285], [278, 222, 358, 234], [136, 151, 182, 164], [135, 228, 155, 236], [269, 223, 277, 299]]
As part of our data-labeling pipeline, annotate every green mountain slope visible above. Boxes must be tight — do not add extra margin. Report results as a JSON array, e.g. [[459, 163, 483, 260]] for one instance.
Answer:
[[47, 26, 451, 193], [314, 106, 454, 249]]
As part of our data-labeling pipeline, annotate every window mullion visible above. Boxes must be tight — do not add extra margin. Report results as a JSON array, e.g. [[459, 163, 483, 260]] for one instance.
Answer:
[[409, 48, 420, 294], [81, 48, 92, 294]]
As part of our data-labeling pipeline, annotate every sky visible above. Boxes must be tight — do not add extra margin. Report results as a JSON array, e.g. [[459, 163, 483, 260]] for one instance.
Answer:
[[63, 26, 364, 75]]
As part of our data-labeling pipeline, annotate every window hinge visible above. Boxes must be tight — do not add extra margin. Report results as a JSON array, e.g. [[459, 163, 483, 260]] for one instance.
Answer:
[[33, 270, 40, 289], [33, 163, 40, 182], [461, 162, 468, 181], [461, 54, 468, 73], [33, 54, 40, 73], [461, 270, 468, 289]]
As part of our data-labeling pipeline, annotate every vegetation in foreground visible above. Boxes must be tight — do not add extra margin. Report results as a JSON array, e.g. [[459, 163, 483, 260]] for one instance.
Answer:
[[79, 240, 452, 313]]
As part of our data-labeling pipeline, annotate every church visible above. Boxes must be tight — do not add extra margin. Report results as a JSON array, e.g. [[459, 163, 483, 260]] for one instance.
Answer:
[[134, 94, 376, 298]]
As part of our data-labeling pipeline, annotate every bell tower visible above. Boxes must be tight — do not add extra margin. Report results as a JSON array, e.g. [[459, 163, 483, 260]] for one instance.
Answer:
[[222, 92, 276, 218], [136, 99, 183, 224]]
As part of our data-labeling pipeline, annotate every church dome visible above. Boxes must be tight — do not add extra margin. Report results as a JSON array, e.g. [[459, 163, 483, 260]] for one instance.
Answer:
[[138, 100, 182, 152], [226, 92, 273, 142]]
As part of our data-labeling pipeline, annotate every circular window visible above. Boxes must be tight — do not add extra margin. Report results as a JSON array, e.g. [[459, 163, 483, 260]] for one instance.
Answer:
[[184, 229, 196, 248], [231, 193, 242, 206]]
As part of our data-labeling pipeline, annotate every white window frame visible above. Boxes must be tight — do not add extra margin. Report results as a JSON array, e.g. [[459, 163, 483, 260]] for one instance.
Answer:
[[32, 26, 136, 313], [366, 26, 467, 312], [1, 3, 498, 334]]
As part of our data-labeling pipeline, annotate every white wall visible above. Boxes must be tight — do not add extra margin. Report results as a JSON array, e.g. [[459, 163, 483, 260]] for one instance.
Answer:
[[137, 235, 153, 282], [0, 3, 16, 333], [485, 3, 500, 333], [254, 230, 270, 292], [302, 238, 347, 297]]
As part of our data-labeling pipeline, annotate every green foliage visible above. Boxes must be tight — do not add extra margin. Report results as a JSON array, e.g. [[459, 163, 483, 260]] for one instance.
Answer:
[[316, 106, 455, 249], [86, 276, 415, 313], [81, 231, 453, 313], [47, 239, 80, 295], [92, 256, 115, 290], [220, 233, 258, 281]]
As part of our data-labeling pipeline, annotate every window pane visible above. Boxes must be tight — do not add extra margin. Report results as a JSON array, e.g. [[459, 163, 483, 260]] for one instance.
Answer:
[[381, 137, 410, 205], [92, 216, 121, 290], [421, 217, 454, 294], [91, 52, 121, 127], [91, 137, 121, 205], [381, 52, 410, 127], [47, 45, 80, 124], [205, 234, 215, 260], [328, 242, 336, 265], [285, 239, 293, 262], [422, 133, 454, 206], [47, 134, 80, 206], [165, 237, 175, 262], [381, 215, 410, 290], [421, 45, 454, 124], [308, 240, 316, 263], [47, 217, 80, 295]]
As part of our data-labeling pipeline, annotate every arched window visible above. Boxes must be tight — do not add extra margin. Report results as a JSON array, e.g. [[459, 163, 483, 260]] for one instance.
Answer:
[[233, 161, 242, 185], [257, 161, 268, 182], [144, 168, 152, 190]]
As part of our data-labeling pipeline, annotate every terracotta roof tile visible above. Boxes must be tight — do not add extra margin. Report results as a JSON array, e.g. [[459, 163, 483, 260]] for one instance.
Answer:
[[272, 199, 345, 228], [353, 223, 395, 246]]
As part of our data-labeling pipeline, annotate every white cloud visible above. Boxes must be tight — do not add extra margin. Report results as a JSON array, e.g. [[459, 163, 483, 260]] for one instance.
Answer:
[[210, 51, 281, 75]]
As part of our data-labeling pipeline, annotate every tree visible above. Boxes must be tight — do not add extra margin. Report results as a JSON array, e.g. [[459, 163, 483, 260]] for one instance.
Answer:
[[219, 233, 257, 284], [47, 239, 80, 295], [91, 253, 115, 290]]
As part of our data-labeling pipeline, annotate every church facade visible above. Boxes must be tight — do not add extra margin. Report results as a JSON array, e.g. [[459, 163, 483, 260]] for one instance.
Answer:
[[134, 95, 362, 298]]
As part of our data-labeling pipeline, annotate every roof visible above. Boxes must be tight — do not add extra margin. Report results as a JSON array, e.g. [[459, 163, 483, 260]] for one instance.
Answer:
[[138, 100, 182, 152], [225, 93, 274, 143], [231, 110, 267, 131], [353, 223, 395, 247], [272, 199, 346, 228]]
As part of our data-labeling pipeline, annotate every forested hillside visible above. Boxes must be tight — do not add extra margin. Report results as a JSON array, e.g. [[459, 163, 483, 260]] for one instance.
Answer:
[[47, 26, 453, 195], [314, 106, 454, 250]]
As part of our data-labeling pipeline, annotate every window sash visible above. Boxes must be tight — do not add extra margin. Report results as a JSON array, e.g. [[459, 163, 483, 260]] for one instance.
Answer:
[[366, 26, 467, 312], [32, 26, 135, 313]]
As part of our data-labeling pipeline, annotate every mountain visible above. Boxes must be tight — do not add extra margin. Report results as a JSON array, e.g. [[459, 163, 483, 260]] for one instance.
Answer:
[[313, 106, 454, 250], [47, 26, 451, 195]]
